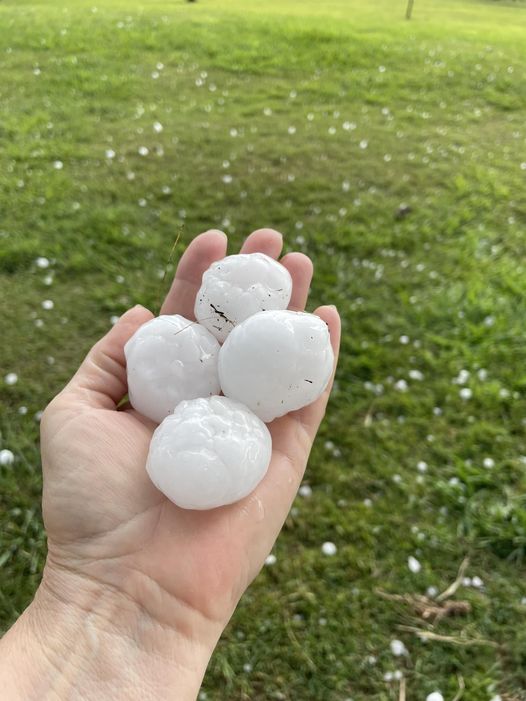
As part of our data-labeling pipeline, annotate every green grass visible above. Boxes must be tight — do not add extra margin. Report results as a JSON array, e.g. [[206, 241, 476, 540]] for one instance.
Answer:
[[2, 0, 526, 698]]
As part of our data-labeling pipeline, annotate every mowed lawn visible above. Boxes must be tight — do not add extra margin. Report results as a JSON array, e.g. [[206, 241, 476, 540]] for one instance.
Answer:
[[1, 0, 526, 698]]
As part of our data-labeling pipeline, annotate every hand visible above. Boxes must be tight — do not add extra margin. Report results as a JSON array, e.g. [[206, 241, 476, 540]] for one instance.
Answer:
[[1, 229, 340, 700]]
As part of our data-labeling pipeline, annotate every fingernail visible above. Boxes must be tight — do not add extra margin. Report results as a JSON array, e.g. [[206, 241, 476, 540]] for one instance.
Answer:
[[205, 229, 227, 239]]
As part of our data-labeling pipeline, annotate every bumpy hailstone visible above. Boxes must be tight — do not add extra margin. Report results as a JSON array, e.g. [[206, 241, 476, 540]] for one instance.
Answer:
[[218, 310, 334, 422], [194, 252, 293, 343], [146, 396, 272, 510], [125, 315, 220, 424]]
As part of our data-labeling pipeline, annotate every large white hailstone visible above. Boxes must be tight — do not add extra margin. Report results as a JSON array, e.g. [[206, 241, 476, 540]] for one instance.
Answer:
[[125, 315, 221, 424], [146, 396, 272, 509], [194, 252, 293, 343], [218, 310, 334, 422]]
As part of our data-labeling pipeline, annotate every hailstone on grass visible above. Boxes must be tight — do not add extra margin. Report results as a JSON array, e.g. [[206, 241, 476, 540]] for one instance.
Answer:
[[218, 309, 334, 422], [125, 315, 221, 424], [146, 396, 272, 509], [0, 449, 15, 466], [194, 252, 293, 342]]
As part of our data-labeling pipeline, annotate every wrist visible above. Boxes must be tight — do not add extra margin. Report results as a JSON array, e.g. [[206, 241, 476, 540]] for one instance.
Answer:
[[0, 562, 221, 701]]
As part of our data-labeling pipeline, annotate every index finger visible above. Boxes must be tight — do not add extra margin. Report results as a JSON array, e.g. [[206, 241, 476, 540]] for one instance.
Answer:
[[160, 230, 227, 318]]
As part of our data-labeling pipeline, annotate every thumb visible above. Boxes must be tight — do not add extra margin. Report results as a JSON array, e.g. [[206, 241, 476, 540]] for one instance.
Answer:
[[64, 305, 154, 409]]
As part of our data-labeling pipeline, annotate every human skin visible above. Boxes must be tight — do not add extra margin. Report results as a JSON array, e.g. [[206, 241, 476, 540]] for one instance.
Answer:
[[0, 228, 341, 700]]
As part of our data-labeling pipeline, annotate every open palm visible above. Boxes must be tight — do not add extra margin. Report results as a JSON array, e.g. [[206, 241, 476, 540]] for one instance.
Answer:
[[40, 229, 340, 644]]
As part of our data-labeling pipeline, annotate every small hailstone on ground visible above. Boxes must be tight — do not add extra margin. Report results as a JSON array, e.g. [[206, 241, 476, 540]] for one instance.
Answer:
[[426, 585, 439, 598], [471, 575, 483, 588], [42, 299, 54, 310], [146, 396, 271, 510], [459, 387, 472, 400], [408, 555, 421, 573], [321, 542, 337, 556], [426, 693, 444, 701], [0, 449, 15, 466], [35, 256, 50, 268], [390, 639, 407, 656], [194, 253, 292, 343], [299, 484, 312, 497], [394, 379, 408, 392], [483, 457, 495, 469], [219, 310, 333, 422], [4, 373, 18, 385], [454, 369, 470, 385], [265, 554, 277, 566], [417, 460, 428, 473], [125, 315, 221, 424]]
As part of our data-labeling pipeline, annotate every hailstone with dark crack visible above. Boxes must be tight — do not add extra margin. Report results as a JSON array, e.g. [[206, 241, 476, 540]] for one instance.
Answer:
[[218, 309, 334, 422], [194, 252, 293, 343]]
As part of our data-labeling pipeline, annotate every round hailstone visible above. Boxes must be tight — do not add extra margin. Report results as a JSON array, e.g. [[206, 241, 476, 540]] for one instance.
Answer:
[[321, 541, 337, 556], [0, 449, 15, 466], [125, 315, 221, 424], [218, 310, 334, 422], [146, 396, 272, 510], [194, 252, 293, 343]]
